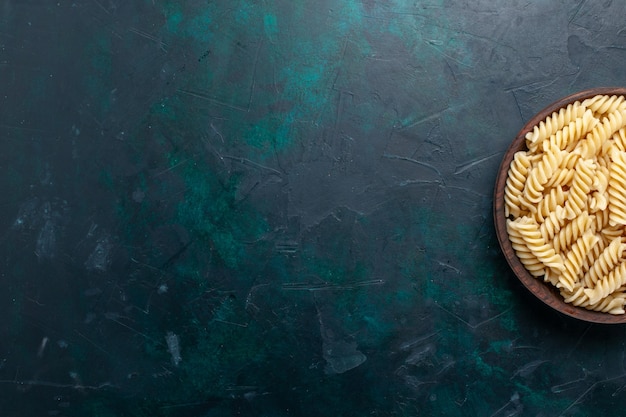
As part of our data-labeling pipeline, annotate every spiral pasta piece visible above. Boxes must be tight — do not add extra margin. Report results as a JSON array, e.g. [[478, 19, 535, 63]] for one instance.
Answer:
[[554, 109, 599, 153], [561, 283, 593, 307], [543, 268, 561, 286], [511, 217, 565, 273], [583, 237, 625, 288], [552, 210, 592, 254], [592, 205, 610, 232], [561, 284, 626, 314], [590, 295, 626, 314], [534, 185, 567, 223], [574, 110, 626, 158], [612, 127, 626, 152], [521, 144, 563, 205], [561, 151, 581, 170], [504, 151, 531, 218], [581, 237, 607, 276], [507, 219, 546, 277], [563, 158, 595, 220], [584, 261, 626, 305], [596, 152, 613, 170], [525, 102, 586, 151], [590, 192, 608, 213], [592, 164, 609, 193], [608, 150, 626, 226], [539, 206, 565, 242], [601, 225, 624, 244], [545, 168, 575, 189], [589, 165, 610, 212], [559, 231, 600, 292], [582, 94, 626, 117]]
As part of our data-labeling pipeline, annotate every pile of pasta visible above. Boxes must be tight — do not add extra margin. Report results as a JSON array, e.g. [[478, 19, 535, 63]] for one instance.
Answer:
[[505, 94, 626, 314]]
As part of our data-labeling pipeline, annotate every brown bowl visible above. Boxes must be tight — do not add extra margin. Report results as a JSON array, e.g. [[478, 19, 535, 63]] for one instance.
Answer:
[[493, 87, 626, 324]]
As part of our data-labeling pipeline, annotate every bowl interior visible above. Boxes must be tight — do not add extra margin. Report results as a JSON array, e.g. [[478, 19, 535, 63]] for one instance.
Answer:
[[493, 87, 626, 324]]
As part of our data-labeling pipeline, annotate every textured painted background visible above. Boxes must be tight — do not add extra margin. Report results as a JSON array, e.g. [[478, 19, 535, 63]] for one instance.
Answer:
[[2, 1, 626, 416]]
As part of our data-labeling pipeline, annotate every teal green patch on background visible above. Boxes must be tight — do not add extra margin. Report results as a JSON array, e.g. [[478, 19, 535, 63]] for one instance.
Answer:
[[472, 350, 505, 378], [244, 115, 293, 153], [163, 1, 183, 34], [176, 165, 269, 271], [263, 13, 278, 38], [186, 7, 214, 43], [234, 1, 254, 24], [182, 316, 270, 395], [154, 0, 381, 160]]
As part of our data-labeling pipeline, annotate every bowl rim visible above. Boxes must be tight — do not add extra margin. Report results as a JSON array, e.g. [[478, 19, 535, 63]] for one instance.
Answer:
[[493, 86, 626, 324]]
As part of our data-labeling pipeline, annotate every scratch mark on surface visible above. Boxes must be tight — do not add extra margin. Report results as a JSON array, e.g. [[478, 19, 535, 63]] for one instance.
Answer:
[[222, 155, 283, 176], [282, 279, 384, 291], [400, 106, 450, 130], [509, 360, 549, 380], [559, 374, 626, 416], [274, 241, 299, 254], [247, 40, 263, 112], [74, 330, 113, 358], [444, 58, 458, 85], [435, 259, 461, 274], [569, 0, 587, 23], [200, 134, 227, 166], [454, 152, 503, 175], [245, 283, 270, 315], [612, 383, 626, 397], [424, 40, 471, 68], [0, 123, 46, 133], [488, 392, 520, 417], [130, 257, 161, 272], [0, 379, 116, 390], [210, 123, 225, 143], [106, 316, 161, 344], [92, 0, 111, 14], [399, 331, 441, 351], [152, 158, 188, 178], [435, 302, 513, 330], [566, 323, 592, 358], [128, 27, 167, 52], [363, 55, 394, 62], [454, 28, 511, 49], [510, 90, 525, 124], [398, 179, 442, 187], [339, 35, 350, 64], [213, 319, 249, 327], [506, 74, 576, 94], [382, 153, 442, 177], [177, 88, 248, 112], [551, 370, 588, 393]]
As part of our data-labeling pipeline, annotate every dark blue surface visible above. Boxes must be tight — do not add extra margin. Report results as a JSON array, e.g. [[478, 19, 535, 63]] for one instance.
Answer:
[[2, 1, 626, 416]]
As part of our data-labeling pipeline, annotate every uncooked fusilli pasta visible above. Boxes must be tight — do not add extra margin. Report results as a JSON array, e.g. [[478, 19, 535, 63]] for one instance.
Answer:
[[504, 94, 626, 314]]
